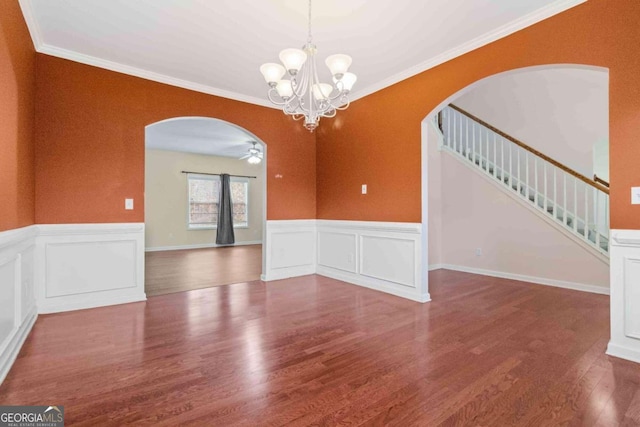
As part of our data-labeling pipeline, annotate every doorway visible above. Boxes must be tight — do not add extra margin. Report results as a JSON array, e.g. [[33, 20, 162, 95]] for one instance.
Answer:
[[144, 117, 267, 296]]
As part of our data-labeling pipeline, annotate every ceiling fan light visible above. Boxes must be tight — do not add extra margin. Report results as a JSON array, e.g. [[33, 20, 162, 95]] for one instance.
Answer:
[[325, 54, 352, 79], [335, 72, 357, 92], [260, 63, 286, 85], [248, 155, 262, 164], [312, 83, 333, 101], [279, 48, 307, 74], [275, 80, 293, 99]]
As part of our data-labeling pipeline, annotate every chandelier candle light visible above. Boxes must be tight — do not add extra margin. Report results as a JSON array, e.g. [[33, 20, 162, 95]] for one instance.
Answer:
[[259, 0, 357, 132]]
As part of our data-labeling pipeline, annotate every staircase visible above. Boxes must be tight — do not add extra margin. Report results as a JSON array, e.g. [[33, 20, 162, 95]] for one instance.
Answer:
[[437, 104, 610, 256]]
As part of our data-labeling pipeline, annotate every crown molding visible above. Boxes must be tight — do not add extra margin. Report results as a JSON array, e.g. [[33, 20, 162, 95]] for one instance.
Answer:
[[18, 0, 43, 48], [348, 0, 588, 102], [19, 0, 586, 108]]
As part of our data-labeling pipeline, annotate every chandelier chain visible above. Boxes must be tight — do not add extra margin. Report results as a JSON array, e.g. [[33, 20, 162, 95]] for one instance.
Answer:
[[307, 0, 312, 44]]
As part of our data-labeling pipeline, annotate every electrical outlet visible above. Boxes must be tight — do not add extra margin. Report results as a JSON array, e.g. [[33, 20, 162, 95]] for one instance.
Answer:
[[125, 198, 134, 210], [362, 184, 367, 194], [632, 187, 640, 205], [475, 248, 482, 256]]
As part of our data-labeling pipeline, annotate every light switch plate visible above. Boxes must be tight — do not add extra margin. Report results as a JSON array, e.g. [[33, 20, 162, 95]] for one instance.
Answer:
[[633, 187, 640, 205], [125, 198, 134, 210], [362, 184, 367, 195]]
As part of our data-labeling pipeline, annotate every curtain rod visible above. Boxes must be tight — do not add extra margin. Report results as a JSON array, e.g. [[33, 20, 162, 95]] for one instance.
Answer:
[[181, 171, 257, 179]]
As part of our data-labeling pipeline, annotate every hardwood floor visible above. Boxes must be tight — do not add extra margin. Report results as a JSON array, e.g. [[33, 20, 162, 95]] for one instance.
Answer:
[[1, 270, 639, 426], [145, 245, 262, 296]]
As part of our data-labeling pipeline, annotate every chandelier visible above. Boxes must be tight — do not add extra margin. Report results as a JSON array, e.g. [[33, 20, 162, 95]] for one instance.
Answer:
[[259, 0, 357, 132]]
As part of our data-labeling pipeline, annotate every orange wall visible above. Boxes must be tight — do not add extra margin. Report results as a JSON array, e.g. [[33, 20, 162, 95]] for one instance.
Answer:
[[317, 0, 640, 230], [0, 1, 36, 231], [35, 55, 316, 224]]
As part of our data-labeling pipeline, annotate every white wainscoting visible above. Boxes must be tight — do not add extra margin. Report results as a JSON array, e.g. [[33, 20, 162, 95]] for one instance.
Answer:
[[317, 220, 429, 303], [0, 226, 38, 384], [35, 223, 146, 314], [261, 220, 316, 281], [608, 229, 640, 363]]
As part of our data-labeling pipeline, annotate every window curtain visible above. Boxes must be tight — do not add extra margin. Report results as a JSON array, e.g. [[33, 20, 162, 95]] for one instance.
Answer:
[[216, 174, 235, 245]]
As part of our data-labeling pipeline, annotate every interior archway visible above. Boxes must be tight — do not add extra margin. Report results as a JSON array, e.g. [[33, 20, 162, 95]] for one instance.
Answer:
[[420, 64, 609, 298], [144, 116, 267, 296]]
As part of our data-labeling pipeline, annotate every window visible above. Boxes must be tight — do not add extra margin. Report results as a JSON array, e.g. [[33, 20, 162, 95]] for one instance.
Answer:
[[187, 174, 249, 229]]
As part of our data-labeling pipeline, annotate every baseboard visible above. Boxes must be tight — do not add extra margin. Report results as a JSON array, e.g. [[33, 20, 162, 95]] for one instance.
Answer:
[[38, 292, 147, 314], [145, 240, 262, 252], [428, 264, 445, 271], [0, 307, 37, 385], [437, 264, 609, 295], [261, 265, 316, 282], [607, 342, 640, 364], [317, 266, 431, 303]]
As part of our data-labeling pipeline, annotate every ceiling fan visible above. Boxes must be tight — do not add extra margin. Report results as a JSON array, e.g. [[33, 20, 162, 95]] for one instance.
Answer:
[[240, 142, 263, 164]]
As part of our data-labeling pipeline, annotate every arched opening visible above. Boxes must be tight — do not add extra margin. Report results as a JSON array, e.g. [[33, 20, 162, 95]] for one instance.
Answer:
[[421, 64, 609, 298], [144, 117, 267, 296]]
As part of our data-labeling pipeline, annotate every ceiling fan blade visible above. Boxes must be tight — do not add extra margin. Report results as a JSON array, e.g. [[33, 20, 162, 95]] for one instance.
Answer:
[[239, 154, 251, 159]]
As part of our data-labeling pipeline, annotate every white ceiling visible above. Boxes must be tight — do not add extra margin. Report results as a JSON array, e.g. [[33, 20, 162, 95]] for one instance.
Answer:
[[145, 117, 260, 158], [20, 0, 585, 107]]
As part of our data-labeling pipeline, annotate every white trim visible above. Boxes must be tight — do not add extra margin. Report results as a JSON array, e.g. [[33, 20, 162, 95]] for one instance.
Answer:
[[612, 231, 640, 247], [265, 219, 317, 229], [262, 220, 317, 282], [609, 229, 640, 365], [260, 266, 316, 282], [17, 0, 43, 48], [36, 223, 147, 314], [0, 226, 38, 251], [18, 0, 585, 108], [0, 307, 37, 385], [0, 225, 37, 385], [317, 220, 428, 302], [434, 264, 610, 295], [145, 240, 262, 252], [349, 0, 587, 102], [36, 222, 144, 236], [37, 293, 146, 315], [317, 266, 430, 303], [606, 342, 640, 365], [315, 220, 421, 234]]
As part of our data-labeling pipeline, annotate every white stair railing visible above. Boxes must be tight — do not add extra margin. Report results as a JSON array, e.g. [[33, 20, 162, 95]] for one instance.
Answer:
[[438, 104, 610, 255]]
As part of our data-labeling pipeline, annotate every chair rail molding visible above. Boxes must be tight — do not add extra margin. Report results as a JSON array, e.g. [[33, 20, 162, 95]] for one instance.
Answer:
[[608, 229, 640, 364]]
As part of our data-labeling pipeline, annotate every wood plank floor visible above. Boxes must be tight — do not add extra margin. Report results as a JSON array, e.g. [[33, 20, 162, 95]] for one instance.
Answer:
[[2, 270, 640, 426], [145, 245, 262, 296]]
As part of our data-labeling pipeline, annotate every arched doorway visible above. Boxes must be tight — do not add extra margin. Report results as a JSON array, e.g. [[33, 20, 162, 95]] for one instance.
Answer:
[[421, 64, 609, 298], [144, 117, 267, 296]]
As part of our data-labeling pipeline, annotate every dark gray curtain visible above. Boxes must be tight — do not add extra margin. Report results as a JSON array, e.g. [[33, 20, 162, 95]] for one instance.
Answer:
[[216, 174, 235, 245]]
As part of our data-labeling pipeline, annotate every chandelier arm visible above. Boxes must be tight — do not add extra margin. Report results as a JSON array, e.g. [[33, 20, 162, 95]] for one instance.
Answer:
[[335, 98, 350, 110], [266, 89, 288, 106], [290, 72, 306, 100]]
